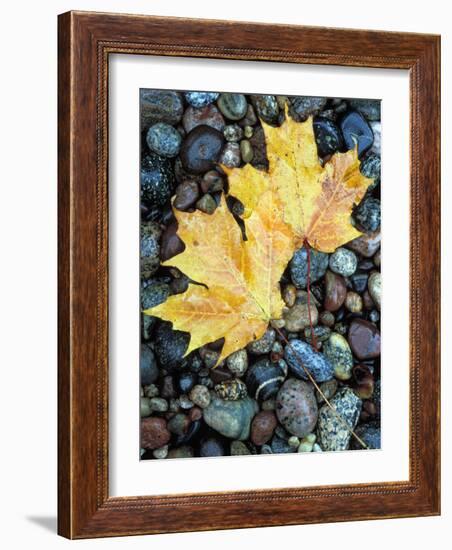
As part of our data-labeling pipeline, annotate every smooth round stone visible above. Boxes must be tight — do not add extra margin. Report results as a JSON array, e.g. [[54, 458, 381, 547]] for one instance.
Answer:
[[149, 397, 169, 412], [154, 322, 190, 369], [315, 378, 338, 404], [140, 344, 159, 386], [141, 397, 151, 417], [350, 272, 368, 293], [369, 309, 380, 323], [196, 193, 217, 214], [271, 435, 296, 454], [370, 122, 381, 155], [282, 284, 297, 307], [283, 299, 318, 333], [347, 231, 381, 258], [250, 95, 279, 124], [231, 440, 251, 455], [146, 122, 182, 157], [313, 117, 343, 156], [178, 372, 197, 394], [199, 437, 225, 457], [223, 124, 243, 142], [289, 96, 327, 122], [348, 99, 381, 121], [141, 417, 171, 450], [159, 223, 184, 262], [284, 339, 334, 382], [320, 311, 335, 328], [180, 125, 224, 174], [140, 222, 161, 279], [152, 445, 169, 459], [323, 333, 353, 380], [245, 358, 286, 401], [167, 413, 190, 435], [140, 89, 183, 129], [182, 104, 225, 133], [354, 197, 381, 232], [329, 247, 357, 277], [141, 153, 175, 208], [351, 422, 381, 450], [201, 170, 224, 193], [167, 446, 194, 459], [348, 319, 381, 360], [290, 246, 329, 289], [217, 93, 248, 120], [144, 383, 159, 398], [184, 91, 219, 107], [219, 142, 241, 168], [226, 349, 248, 377], [250, 411, 278, 446], [345, 291, 363, 313], [276, 379, 318, 438], [247, 328, 276, 354], [173, 180, 199, 211], [368, 271, 381, 310], [360, 153, 381, 189], [189, 384, 211, 408], [303, 326, 332, 345], [324, 270, 347, 312], [317, 387, 362, 451], [240, 139, 254, 163], [203, 393, 259, 440], [340, 111, 374, 157], [141, 280, 169, 309]]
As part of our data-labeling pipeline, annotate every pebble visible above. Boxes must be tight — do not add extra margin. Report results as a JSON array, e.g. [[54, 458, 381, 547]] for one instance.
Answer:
[[217, 93, 248, 120], [189, 384, 211, 408], [289, 96, 327, 122], [167, 413, 190, 435], [146, 122, 182, 157], [180, 125, 224, 174], [204, 393, 258, 440], [201, 170, 224, 193], [350, 272, 368, 294], [250, 411, 278, 446], [182, 104, 225, 133], [196, 193, 217, 214], [244, 125, 253, 138], [347, 231, 381, 258], [348, 319, 381, 360], [276, 379, 318, 438], [240, 139, 254, 163], [215, 379, 248, 400], [298, 433, 316, 452], [315, 378, 338, 404], [262, 398, 276, 411], [324, 270, 347, 312], [226, 349, 248, 377], [219, 142, 241, 167], [283, 298, 318, 333], [340, 111, 374, 157], [360, 153, 381, 189], [370, 122, 381, 155], [345, 291, 363, 313], [317, 387, 362, 451], [160, 222, 184, 261], [200, 437, 225, 457], [173, 180, 199, 211], [288, 436, 300, 448], [223, 124, 243, 142], [284, 339, 334, 382], [160, 375, 177, 399], [369, 309, 380, 323], [351, 422, 381, 450], [141, 417, 171, 450], [368, 271, 381, 310], [177, 372, 196, 394], [154, 322, 190, 369], [362, 290, 375, 310], [152, 445, 169, 459], [313, 117, 343, 156], [149, 397, 169, 412], [140, 89, 184, 129], [270, 435, 295, 454], [250, 95, 279, 124], [231, 440, 251, 455], [329, 247, 357, 277], [313, 443, 323, 452], [141, 153, 175, 208], [140, 344, 159, 385], [323, 333, 353, 380], [144, 384, 159, 398], [320, 311, 335, 327], [167, 446, 194, 459], [141, 280, 170, 309], [348, 99, 381, 121], [290, 246, 329, 289], [184, 91, 219, 107], [239, 104, 258, 127], [189, 406, 203, 421], [354, 197, 381, 232], [245, 358, 286, 401], [141, 397, 151, 417], [249, 126, 268, 170], [247, 328, 276, 354], [282, 284, 297, 307], [140, 222, 161, 278]]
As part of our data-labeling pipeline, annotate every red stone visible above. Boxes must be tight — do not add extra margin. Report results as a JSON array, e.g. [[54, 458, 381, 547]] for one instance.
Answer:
[[250, 411, 277, 446], [348, 319, 381, 360], [141, 417, 171, 450], [324, 270, 347, 312]]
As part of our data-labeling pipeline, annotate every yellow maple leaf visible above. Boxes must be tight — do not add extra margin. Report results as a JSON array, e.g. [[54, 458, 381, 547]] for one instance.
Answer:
[[225, 108, 373, 252], [144, 190, 294, 365]]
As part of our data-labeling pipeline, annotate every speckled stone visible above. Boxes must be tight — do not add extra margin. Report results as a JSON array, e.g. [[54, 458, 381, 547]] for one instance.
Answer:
[[345, 291, 363, 313], [315, 378, 338, 404], [182, 104, 225, 133], [140, 89, 184, 129], [217, 93, 248, 120], [140, 153, 175, 208], [284, 339, 334, 382], [354, 197, 381, 232], [289, 96, 327, 122], [189, 384, 211, 408], [219, 142, 241, 168], [283, 298, 318, 333], [247, 328, 276, 354], [313, 117, 343, 156], [329, 247, 358, 277], [317, 387, 362, 451], [370, 122, 381, 155], [146, 122, 182, 157], [351, 422, 381, 450], [360, 153, 381, 189], [323, 333, 354, 380], [347, 231, 381, 258], [276, 379, 318, 438], [141, 280, 170, 309], [348, 99, 381, 121], [250, 95, 279, 125], [203, 393, 259, 440], [140, 221, 161, 278], [223, 124, 244, 142], [226, 349, 248, 377], [153, 322, 190, 369], [215, 379, 248, 400], [368, 271, 381, 311], [141, 417, 171, 450], [140, 344, 158, 385], [184, 91, 219, 107], [290, 246, 329, 289]]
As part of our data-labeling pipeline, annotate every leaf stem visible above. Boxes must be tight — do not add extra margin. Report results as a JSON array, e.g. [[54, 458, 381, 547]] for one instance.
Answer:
[[304, 239, 318, 351]]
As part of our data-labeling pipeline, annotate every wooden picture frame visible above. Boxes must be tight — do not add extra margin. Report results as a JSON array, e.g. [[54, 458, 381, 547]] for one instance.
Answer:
[[58, 10, 440, 538]]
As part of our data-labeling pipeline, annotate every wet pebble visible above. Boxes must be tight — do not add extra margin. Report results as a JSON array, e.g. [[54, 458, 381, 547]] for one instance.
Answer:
[[368, 272, 381, 310], [250, 411, 278, 446], [201, 170, 224, 193], [160, 222, 184, 261], [223, 124, 243, 142], [141, 153, 175, 208], [320, 310, 335, 327], [323, 333, 353, 380], [340, 111, 374, 157], [289, 96, 327, 122], [240, 139, 253, 163], [324, 270, 347, 312], [196, 193, 217, 214], [182, 104, 225, 133], [154, 322, 190, 369], [284, 339, 334, 382], [226, 349, 248, 377], [219, 142, 241, 168], [173, 180, 199, 211], [348, 319, 381, 360], [329, 247, 357, 277], [350, 272, 368, 294], [149, 397, 169, 412], [251, 95, 279, 124], [146, 122, 182, 157], [345, 291, 363, 313], [141, 397, 151, 417], [347, 231, 381, 258], [178, 372, 196, 394], [140, 343, 159, 385], [203, 393, 258, 440], [153, 445, 169, 459], [215, 379, 248, 400], [360, 153, 381, 189], [313, 117, 343, 156], [140, 89, 184, 129], [348, 99, 381, 121], [141, 417, 171, 450], [245, 358, 286, 401], [141, 280, 170, 309], [180, 125, 224, 174], [231, 440, 251, 455], [354, 197, 381, 232], [315, 378, 338, 404], [247, 328, 276, 354], [283, 297, 318, 333], [276, 378, 318, 438], [217, 93, 248, 120], [184, 91, 219, 107], [189, 384, 211, 408], [200, 437, 225, 457], [290, 246, 329, 289]]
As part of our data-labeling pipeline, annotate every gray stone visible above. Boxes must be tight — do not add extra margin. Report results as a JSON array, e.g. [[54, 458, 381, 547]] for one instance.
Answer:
[[351, 422, 381, 450], [354, 197, 381, 232], [247, 328, 276, 354], [284, 339, 334, 382], [146, 122, 182, 157], [368, 271, 381, 310], [289, 96, 327, 122], [251, 95, 279, 125], [184, 91, 219, 107], [140, 344, 158, 385], [290, 246, 329, 289], [217, 93, 248, 120], [329, 247, 358, 277], [203, 393, 259, 440], [140, 89, 183, 129], [226, 349, 248, 377], [348, 99, 381, 121]]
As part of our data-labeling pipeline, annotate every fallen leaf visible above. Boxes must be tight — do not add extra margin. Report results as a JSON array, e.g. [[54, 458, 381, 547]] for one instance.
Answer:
[[144, 190, 294, 365], [224, 108, 373, 252]]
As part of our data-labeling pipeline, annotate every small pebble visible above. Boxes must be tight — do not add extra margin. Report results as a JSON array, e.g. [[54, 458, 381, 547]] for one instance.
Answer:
[[251, 95, 279, 124], [182, 104, 225, 133], [323, 333, 353, 381], [340, 111, 374, 157], [329, 247, 358, 277], [196, 193, 217, 214], [141, 397, 151, 417], [152, 445, 169, 459], [276, 379, 318, 438], [219, 142, 241, 168], [141, 417, 171, 450], [240, 139, 254, 163], [226, 349, 248, 377], [247, 328, 276, 354], [348, 319, 381, 360], [173, 180, 199, 211], [146, 122, 182, 157], [149, 397, 169, 412], [368, 271, 381, 310], [184, 91, 219, 107], [345, 291, 363, 313], [231, 440, 251, 455], [217, 93, 248, 120], [223, 124, 243, 142], [250, 411, 278, 446]]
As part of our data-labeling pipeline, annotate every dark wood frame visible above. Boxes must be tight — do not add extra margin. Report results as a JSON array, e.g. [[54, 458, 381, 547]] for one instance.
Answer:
[[58, 10, 440, 539]]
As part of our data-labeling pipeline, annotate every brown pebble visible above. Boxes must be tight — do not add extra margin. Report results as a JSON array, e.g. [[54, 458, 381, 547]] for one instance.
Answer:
[[189, 406, 203, 422], [160, 222, 184, 261], [282, 284, 297, 307], [345, 291, 363, 313], [320, 310, 335, 327], [348, 319, 381, 360], [196, 193, 217, 214], [250, 411, 277, 446], [362, 290, 375, 310], [201, 170, 223, 193], [173, 180, 199, 211], [183, 104, 225, 133], [141, 417, 171, 450], [324, 270, 347, 312]]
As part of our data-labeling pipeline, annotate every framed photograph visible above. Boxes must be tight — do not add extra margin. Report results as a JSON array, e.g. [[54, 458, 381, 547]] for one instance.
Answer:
[[58, 11, 440, 538]]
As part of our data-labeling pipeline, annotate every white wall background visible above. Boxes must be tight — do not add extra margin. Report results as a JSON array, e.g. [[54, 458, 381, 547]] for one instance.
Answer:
[[0, 0, 449, 547]]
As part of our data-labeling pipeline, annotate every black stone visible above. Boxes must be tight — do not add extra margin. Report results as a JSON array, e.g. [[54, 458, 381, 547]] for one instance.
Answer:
[[173, 419, 202, 446], [351, 272, 369, 293], [140, 152, 175, 208], [140, 89, 184, 130], [271, 435, 296, 454], [154, 322, 190, 370], [340, 111, 374, 157], [180, 125, 224, 174], [141, 281, 170, 309], [140, 344, 158, 385], [250, 95, 279, 125], [313, 117, 343, 156], [360, 153, 381, 189], [289, 96, 327, 122], [245, 358, 286, 401], [348, 99, 381, 121], [353, 197, 381, 232]]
